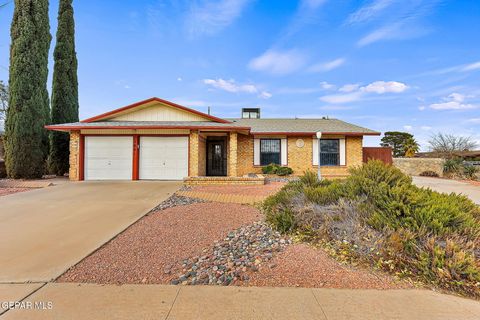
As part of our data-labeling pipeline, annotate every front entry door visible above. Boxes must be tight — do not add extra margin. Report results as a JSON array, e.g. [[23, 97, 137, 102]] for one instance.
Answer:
[[207, 139, 227, 176]]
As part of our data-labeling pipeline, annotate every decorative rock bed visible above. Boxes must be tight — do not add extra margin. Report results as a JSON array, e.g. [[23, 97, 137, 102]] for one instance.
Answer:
[[169, 221, 292, 286], [148, 194, 207, 213]]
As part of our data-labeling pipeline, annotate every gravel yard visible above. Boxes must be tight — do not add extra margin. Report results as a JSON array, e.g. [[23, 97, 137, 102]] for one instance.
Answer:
[[244, 243, 411, 289], [0, 187, 30, 197], [58, 202, 261, 284], [58, 191, 407, 290]]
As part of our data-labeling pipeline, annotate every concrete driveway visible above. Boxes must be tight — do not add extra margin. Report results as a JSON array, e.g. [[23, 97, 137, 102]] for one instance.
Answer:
[[0, 181, 181, 283], [412, 176, 480, 204]]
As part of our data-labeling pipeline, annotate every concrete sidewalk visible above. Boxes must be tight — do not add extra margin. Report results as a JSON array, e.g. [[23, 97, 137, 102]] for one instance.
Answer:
[[412, 176, 480, 204], [1, 283, 479, 319]]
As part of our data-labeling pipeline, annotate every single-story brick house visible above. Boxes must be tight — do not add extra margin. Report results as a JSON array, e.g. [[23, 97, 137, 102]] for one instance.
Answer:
[[46, 97, 380, 181]]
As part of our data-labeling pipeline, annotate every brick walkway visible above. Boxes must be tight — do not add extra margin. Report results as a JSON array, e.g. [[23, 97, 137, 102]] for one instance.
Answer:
[[177, 190, 266, 204]]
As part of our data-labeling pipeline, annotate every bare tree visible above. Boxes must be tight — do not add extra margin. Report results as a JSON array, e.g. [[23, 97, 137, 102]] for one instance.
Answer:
[[428, 133, 479, 158]]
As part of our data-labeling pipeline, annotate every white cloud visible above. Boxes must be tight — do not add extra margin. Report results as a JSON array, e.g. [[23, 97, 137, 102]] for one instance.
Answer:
[[185, 0, 251, 36], [403, 125, 413, 131], [362, 81, 408, 94], [248, 49, 307, 75], [339, 83, 360, 93], [347, 0, 397, 24], [319, 92, 363, 104], [259, 91, 272, 99], [319, 105, 354, 110], [319, 80, 408, 104], [429, 93, 476, 110], [462, 61, 480, 72], [467, 118, 480, 124], [308, 58, 346, 73], [177, 77, 183, 82], [320, 81, 336, 90], [357, 23, 401, 47], [203, 78, 272, 99], [418, 106, 426, 111]]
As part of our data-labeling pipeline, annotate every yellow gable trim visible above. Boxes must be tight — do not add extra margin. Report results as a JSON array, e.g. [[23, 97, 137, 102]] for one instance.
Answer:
[[106, 102, 213, 122]]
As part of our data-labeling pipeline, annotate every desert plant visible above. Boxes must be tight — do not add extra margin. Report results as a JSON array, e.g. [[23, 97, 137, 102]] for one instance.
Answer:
[[419, 170, 439, 177], [463, 165, 478, 180], [262, 160, 480, 297]]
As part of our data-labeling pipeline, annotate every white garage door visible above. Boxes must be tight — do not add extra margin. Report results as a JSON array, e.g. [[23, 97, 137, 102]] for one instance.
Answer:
[[139, 137, 188, 180], [84, 136, 133, 180]]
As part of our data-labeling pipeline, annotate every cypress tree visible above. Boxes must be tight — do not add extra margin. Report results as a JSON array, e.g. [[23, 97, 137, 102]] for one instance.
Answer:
[[5, 0, 51, 178], [49, 0, 79, 175]]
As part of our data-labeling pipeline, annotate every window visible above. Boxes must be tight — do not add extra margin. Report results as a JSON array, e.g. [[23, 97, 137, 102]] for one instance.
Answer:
[[320, 139, 339, 166], [260, 139, 281, 165]]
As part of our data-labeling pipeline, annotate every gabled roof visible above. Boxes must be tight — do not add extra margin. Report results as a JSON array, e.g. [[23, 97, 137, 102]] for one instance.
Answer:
[[45, 121, 250, 131], [227, 118, 380, 135], [81, 97, 231, 124]]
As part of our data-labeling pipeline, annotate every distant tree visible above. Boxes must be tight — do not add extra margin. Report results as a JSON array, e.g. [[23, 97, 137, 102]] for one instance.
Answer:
[[380, 131, 414, 157], [403, 137, 420, 158], [428, 133, 479, 158], [5, 0, 51, 178], [48, 0, 79, 175], [0, 80, 7, 122]]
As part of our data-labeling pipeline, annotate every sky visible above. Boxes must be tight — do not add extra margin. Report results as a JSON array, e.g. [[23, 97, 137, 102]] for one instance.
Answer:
[[0, 0, 479, 149]]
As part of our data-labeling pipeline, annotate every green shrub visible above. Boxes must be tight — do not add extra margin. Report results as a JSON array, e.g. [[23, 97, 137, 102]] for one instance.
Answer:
[[444, 158, 463, 175], [299, 170, 321, 187], [266, 208, 297, 234], [262, 160, 480, 297], [276, 166, 293, 176], [262, 163, 280, 174]]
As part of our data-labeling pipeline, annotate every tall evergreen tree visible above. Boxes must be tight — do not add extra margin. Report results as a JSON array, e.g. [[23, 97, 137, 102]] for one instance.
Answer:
[[49, 0, 79, 175], [5, 0, 51, 178]]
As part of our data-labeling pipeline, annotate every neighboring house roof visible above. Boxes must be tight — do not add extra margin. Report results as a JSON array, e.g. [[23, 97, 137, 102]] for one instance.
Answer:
[[45, 97, 380, 136], [227, 118, 380, 135]]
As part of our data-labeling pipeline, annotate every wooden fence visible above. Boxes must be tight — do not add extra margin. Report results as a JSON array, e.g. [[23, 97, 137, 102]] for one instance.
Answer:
[[363, 147, 393, 165]]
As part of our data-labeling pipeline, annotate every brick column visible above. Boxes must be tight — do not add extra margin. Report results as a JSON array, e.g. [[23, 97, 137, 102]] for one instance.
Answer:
[[69, 131, 80, 181], [189, 130, 199, 177], [228, 132, 238, 177]]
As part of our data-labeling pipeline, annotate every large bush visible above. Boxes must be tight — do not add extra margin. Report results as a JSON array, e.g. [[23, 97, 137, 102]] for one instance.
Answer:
[[262, 160, 480, 297]]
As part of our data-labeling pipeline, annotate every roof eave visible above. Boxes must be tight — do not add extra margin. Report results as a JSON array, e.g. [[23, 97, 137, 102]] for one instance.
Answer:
[[44, 124, 251, 132], [251, 131, 381, 136]]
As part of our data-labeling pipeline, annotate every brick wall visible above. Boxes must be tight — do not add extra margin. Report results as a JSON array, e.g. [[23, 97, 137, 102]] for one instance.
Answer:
[[198, 135, 206, 176], [69, 131, 80, 181], [228, 132, 238, 177], [236, 135, 363, 177], [189, 130, 199, 176]]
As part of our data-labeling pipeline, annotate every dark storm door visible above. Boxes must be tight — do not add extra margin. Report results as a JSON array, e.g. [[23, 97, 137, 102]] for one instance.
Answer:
[[207, 140, 227, 176]]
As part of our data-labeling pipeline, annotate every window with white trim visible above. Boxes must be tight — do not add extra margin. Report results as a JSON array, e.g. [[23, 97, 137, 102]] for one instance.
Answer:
[[320, 139, 339, 166], [260, 139, 281, 165]]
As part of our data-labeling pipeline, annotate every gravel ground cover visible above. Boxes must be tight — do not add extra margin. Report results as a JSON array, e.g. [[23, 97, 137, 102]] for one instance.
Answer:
[[58, 202, 261, 284], [189, 182, 284, 197], [0, 187, 30, 197], [244, 243, 411, 289], [169, 221, 291, 285], [148, 194, 207, 213]]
